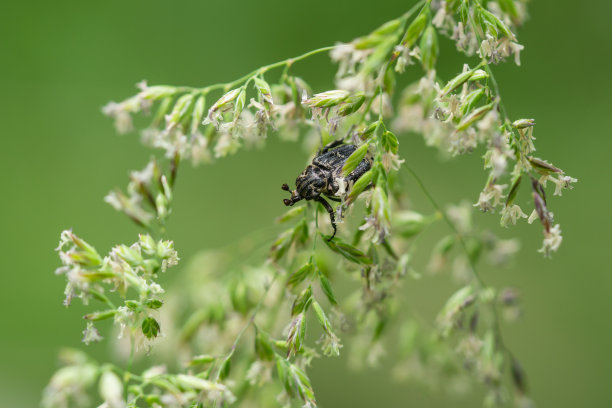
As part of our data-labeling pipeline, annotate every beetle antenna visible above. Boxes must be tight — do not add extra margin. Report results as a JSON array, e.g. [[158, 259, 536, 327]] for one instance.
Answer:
[[282, 184, 302, 206], [282, 184, 290, 206]]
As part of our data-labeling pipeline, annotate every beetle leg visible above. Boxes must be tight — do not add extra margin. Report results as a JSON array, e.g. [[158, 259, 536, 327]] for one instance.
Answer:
[[318, 139, 344, 155], [315, 196, 337, 241], [345, 157, 372, 183]]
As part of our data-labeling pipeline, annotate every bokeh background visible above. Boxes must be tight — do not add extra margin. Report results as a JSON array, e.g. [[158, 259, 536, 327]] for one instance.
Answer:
[[1, 0, 610, 406]]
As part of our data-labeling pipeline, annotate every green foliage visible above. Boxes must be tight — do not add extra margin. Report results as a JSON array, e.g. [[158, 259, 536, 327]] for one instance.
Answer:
[[45, 1, 578, 407]]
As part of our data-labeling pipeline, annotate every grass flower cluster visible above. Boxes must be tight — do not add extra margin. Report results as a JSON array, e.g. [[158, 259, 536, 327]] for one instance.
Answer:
[[45, 1, 576, 407]]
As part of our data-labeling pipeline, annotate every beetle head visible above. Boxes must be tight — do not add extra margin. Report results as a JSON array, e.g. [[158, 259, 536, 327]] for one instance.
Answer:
[[282, 183, 302, 206]]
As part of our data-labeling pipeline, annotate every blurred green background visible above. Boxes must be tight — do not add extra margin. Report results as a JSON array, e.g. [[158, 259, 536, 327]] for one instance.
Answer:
[[1, 0, 610, 406]]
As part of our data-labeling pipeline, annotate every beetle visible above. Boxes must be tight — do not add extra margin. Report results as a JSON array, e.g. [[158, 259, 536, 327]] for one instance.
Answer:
[[282, 140, 372, 240]]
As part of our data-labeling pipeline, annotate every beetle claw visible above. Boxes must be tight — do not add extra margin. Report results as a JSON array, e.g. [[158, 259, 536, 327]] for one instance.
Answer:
[[327, 227, 337, 242]]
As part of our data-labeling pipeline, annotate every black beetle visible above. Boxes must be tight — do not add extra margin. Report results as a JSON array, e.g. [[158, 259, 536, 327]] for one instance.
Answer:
[[282, 140, 372, 240]]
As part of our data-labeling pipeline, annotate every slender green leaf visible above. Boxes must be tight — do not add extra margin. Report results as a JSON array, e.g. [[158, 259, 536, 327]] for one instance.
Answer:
[[321, 235, 372, 264], [141, 317, 160, 339], [460, 88, 486, 116], [506, 175, 522, 206], [456, 102, 495, 131], [402, 13, 427, 47], [342, 143, 369, 177], [420, 26, 439, 71], [255, 330, 275, 361], [291, 286, 313, 316], [311, 300, 333, 337], [347, 169, 374, 202], [318, 270, 337, 305], [381, 130, 399, 153], [287, 263, 315, 288]]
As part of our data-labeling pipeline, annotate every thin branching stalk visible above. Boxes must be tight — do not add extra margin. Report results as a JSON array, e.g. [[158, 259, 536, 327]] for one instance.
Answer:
[[45, 2, 575, 407]]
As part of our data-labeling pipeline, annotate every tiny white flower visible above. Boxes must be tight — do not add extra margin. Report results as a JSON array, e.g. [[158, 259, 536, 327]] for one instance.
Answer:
[[452, 22, 477, 53], [474, 184, 506, 212], [147, 282, 164, 295], [432, 6, 447, 28], [330, 42, 353, 62], [370, 93, 393, 117], [500, 204, 528, 227], [245, 361, 273, 386], [330, 43, 356, 77], [446, 202, 473, 234], [449, 128, 478, 155], [490, 184, 506, 206], [395, 54, 407, 73], [142, 365, 167, 379], [550, 175, 578, 196], [499, 39, 525, 65], [102, 102, 134, 134], [42, 363, 98, 408], [82, 322, 103, 345], [337, 73, 374, 93], [490, 148, 508, 178], [451, 22, 465, 44], [527, 209, 538, 224], [214, 132, 241, 158], [382, 151, 405, 172], [476, 110, 499, 134], [538, 224, 563, 257], [320, 332, 342, 356], [518, 127, 536, 153], [190, 132, 212, 165], [98, 370, 125, 408], [538, 174, 550, 187], [489, 238, 520, 265], [114, 306, 133, 340], [447, 94, 461, 118], [475, 191, 493, 212], [136, 80, 148, 91], [478, 34, 498, 62]]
